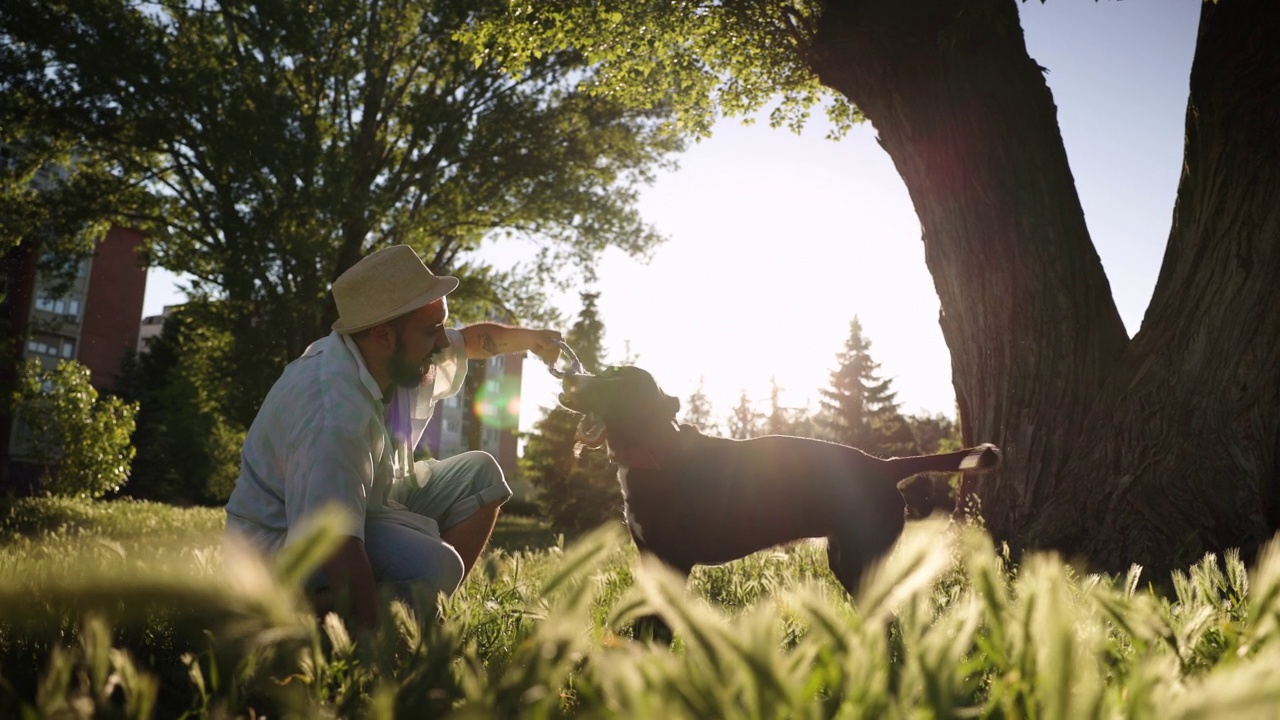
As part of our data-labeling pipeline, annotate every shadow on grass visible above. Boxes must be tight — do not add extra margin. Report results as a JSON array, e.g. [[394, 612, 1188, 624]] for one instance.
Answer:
[[0, 497, 94, 541], [490, 514, 559, 553]]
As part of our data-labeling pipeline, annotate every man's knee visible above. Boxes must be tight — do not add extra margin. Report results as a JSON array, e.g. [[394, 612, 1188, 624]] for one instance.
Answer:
[[458, 451, 511, 506], [424, 546, 466, 598], [397, 542, 465, 598], [458, 451, 503, 485]]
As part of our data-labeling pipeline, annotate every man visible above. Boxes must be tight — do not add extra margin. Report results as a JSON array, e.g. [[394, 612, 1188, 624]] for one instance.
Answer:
[[225, 244, 561, 630]]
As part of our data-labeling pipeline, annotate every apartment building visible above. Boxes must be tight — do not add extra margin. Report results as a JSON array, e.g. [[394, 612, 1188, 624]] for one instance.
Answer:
[[137, 304, 182, 353], [420, 347, 535, 503], [0, 227, 148, 489]]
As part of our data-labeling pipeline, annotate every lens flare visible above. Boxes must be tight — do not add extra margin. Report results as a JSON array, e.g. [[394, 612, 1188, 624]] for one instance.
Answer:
[[473, 376, 522, 430]]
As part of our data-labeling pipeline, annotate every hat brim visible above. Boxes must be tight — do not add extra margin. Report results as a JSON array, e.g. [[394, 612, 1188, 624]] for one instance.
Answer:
[[331, 276, 459, 334]]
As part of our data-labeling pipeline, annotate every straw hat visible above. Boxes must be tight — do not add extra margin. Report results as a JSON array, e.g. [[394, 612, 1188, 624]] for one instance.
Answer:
[[331, 245, 459, 334]]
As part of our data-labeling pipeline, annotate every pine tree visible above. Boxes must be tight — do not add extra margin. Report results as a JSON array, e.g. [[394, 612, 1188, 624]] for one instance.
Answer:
[[817, 317, 916, 457], [681, 376, 719, 434], [726, 390, 764, 440], [520, 292, 622, 534], [763, 375, 816, 437]]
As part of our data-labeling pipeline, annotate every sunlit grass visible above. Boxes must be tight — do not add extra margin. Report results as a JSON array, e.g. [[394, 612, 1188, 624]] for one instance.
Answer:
[[3, 497, 1280, 718]]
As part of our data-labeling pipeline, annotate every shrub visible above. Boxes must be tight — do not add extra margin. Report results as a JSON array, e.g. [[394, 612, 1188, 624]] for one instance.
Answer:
[[10, 359, 138, 498]]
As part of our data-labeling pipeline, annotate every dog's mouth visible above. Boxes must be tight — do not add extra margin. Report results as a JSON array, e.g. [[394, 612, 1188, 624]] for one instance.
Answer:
[[576, 413, 607, 448], [558, 390, 607, 448]]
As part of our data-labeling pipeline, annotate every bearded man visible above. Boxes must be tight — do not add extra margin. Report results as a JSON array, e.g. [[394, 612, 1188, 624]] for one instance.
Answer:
[[225, 244, 560, 630]]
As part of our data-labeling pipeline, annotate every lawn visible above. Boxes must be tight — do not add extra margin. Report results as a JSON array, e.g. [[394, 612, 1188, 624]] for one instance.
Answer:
[[3, 496, 1280, 718]]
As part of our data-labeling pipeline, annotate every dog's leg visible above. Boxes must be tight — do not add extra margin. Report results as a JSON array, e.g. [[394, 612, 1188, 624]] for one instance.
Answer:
[[627, 551, 686, 645], [826, 537, 864, 597], [632, 613, 676, 645]]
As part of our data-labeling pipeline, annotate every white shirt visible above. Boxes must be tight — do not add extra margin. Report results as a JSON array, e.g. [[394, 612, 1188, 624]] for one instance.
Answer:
[[224, 328, 468, 556]]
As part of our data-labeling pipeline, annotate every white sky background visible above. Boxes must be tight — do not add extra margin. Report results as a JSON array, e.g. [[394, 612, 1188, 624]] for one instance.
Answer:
[[143, 0, 1203, 434]]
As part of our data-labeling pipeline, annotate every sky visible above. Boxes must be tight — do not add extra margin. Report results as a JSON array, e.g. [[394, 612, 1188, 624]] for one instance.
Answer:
[[142, 0, 1204, 434]]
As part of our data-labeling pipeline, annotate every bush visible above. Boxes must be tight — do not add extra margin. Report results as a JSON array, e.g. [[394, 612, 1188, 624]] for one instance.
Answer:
[[115, 308, 245, 505], [10, 359, 138, 498]]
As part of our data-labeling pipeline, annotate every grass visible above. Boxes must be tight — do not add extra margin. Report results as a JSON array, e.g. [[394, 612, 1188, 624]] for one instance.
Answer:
[[3, 496, 1280, 718]]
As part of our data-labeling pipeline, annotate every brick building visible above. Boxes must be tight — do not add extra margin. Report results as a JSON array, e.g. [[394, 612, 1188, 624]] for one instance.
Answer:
[[0, 227, 148, 490]]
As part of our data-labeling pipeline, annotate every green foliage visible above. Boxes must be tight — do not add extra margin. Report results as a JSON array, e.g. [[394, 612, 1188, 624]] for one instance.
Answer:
[[521, 293, 622, 534], [116, 306, 245, 505], [817, 316, 916, 456], [0, 127, 151, 282], [8, 496, 1280, 718], [0, 496, 223, 545], [905, 411, 962, 454], [463, 0, 863, 138], [1, 0, 687, 427], [898, 412, 964, 516], [10, 358, 138, 498]]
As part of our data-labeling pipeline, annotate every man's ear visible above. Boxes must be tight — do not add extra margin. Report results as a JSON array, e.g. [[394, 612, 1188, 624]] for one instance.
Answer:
[[361, 322, 396, 354]]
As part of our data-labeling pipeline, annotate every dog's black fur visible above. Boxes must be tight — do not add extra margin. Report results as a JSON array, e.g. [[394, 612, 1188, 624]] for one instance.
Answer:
[[560, 366, 1000, 596]]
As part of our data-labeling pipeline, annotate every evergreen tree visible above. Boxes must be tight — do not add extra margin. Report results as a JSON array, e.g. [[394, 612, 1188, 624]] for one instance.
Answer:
[[764, 375, 815, 437], [114, 304, 244, 505], [520, 293, 622, 535], [726, 390, 764, 440], [817, 317, 916, 457], [681, 376, 719, 434]]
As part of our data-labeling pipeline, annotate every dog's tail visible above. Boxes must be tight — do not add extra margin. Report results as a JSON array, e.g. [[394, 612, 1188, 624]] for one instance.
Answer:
[[885, 443, 1001, 479]]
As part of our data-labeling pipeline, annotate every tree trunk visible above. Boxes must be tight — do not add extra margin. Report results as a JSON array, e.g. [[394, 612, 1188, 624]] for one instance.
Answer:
[[809, 0, 1280, 575]]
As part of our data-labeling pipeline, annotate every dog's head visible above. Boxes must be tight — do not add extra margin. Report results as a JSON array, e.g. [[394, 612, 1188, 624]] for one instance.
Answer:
[[558, 366, 681, 449]]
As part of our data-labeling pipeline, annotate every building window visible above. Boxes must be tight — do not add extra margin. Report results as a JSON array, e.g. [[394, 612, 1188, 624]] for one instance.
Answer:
[[34, 295, 82, 318], [26, 334, 74, 359]]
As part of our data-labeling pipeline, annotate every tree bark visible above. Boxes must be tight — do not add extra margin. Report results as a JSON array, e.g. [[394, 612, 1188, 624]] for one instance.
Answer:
[[808, 0, 1280, 574]]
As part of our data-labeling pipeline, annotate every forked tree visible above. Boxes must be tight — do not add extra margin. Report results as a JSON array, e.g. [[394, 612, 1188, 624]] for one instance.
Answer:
[[489, 0, 1279, 574]]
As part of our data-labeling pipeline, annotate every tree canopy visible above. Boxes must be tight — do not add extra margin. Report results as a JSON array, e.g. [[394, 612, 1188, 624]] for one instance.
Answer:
[[1, 0, 686, 421]]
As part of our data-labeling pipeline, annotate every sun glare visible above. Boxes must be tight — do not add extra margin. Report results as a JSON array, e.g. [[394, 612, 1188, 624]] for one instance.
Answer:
[[474, 376, 522, 430]]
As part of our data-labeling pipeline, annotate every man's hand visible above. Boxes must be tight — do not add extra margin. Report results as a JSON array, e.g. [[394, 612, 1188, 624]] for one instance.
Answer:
[[319, 535, 379, 633], [529, 329, 564, 366]]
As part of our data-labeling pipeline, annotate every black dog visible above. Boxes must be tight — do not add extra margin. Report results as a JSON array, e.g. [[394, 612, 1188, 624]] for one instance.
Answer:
[[559, 366, 999, 596]]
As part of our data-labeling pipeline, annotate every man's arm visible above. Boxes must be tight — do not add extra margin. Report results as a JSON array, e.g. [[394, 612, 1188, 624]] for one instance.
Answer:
[[320, 535, 379, 632], [460, 324, 562, 364]]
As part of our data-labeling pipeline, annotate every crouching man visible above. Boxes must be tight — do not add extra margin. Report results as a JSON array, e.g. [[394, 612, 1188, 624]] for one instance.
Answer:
[[225, 244, 560, 630]]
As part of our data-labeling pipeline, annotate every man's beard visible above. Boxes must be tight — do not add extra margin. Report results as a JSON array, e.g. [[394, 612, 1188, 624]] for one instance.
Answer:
[[388, 339, 441, 389]]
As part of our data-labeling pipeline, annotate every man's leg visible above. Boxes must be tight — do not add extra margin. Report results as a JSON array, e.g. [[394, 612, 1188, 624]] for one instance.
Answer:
[[393, 450, 512, 580], [441, 499, 501, 579]]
